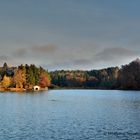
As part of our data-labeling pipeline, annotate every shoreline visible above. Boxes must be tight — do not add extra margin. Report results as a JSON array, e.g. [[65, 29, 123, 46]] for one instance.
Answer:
[[0, 87, 48, 92], [0, 87, 140, 92]]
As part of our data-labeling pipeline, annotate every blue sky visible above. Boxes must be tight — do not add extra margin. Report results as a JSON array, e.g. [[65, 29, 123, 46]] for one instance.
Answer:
[[0, 0, 140, 70]]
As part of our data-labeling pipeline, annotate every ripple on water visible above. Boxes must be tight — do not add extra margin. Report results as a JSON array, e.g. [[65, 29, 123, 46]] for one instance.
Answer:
[[0, 90, 139, 140]]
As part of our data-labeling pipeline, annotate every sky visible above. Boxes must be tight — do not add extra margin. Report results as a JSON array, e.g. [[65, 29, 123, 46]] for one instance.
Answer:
[[0, 0, 140, 71]]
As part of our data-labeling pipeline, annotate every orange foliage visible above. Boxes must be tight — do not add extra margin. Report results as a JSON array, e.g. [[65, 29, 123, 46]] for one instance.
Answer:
[[39, 73, 51, 88]]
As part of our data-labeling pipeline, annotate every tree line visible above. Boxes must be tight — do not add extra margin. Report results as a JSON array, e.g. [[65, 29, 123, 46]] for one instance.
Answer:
[[50, 59, 140, 90], [0, 63, 51, 90], [0, 58, 140, 91]]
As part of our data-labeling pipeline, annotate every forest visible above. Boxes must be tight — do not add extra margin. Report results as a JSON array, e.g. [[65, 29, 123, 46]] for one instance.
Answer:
[[0, 63, 51, 91], [50, 59, 140, 90], [0, 59, 140, 91]]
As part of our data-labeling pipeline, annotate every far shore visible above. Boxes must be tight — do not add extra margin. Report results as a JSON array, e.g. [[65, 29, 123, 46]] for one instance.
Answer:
[[0, 87, 140, 92], [0, 87, 48, 92]]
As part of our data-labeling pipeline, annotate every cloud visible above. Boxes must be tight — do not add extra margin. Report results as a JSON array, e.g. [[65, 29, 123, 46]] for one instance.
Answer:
[[93, 47, 140, 67], [0, 55, 8, 65], [15, 48, 27, 57], [14, 44, 58, 58], [31, 44, 58, 54], [6, 43, 140, 70], [0, 55, 7, 61], [73, 59, 91, 65], [13, 44, 59, 64]]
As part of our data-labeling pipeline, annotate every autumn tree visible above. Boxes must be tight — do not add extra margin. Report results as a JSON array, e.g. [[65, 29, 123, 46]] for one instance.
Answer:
[[1, 75, 11, 88], [13, 69, 26, 88], [39, 72, 51, 88]]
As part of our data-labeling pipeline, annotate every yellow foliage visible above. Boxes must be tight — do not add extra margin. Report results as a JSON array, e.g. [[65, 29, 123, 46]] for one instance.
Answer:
[[13, 69, 26, 88], [2, 75, 11, 88]]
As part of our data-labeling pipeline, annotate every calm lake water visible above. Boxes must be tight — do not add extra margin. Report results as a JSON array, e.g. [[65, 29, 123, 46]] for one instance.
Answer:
[[0, 90, 139, 140]]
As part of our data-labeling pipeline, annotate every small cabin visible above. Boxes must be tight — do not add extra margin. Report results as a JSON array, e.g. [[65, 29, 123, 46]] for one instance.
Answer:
[[33, 85, 40, 91]]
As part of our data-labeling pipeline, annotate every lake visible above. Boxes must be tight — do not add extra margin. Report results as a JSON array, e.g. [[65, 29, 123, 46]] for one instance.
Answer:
[[0, 90, 139, 140]]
